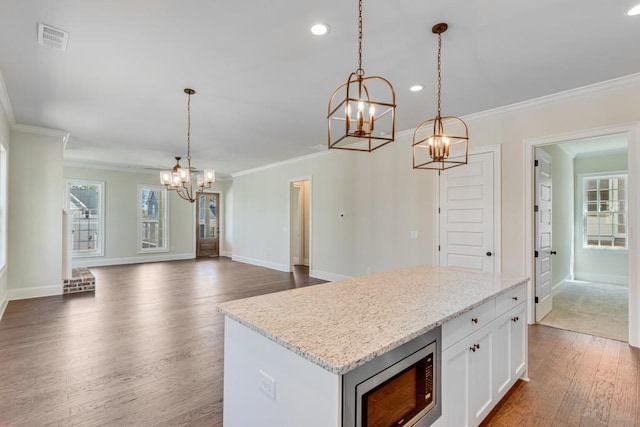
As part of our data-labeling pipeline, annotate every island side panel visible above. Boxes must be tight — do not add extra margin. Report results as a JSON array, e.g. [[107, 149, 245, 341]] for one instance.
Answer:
[[223, 317, 341, 427]]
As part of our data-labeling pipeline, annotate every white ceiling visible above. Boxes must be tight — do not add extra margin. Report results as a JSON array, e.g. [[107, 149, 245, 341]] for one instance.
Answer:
[[1, 0, 640, 176]]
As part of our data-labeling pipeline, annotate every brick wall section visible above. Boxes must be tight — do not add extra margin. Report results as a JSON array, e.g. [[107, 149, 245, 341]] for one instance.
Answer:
[[63, 267, 96, 294]]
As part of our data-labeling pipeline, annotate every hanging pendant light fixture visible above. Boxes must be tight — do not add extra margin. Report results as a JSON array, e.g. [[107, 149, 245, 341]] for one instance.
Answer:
[[413, 23, 468, 171], [159, 88, 215, 202], [327, 0, 396, 152]]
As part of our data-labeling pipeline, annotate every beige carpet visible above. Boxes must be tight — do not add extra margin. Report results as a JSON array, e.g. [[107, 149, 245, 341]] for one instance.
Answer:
[[538, 280, 628, 342]]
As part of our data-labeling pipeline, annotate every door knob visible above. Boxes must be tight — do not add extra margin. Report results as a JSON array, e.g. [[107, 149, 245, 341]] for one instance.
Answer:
[[486, 251, 493, 257], [550, 250, 557, 255]]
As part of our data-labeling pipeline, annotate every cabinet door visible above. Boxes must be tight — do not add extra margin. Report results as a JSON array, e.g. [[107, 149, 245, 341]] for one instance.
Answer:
[[441, 340, 471, 427], [468, 326, 494, 426], [492, 313, 512, 400], [510, 303, 527, 379]]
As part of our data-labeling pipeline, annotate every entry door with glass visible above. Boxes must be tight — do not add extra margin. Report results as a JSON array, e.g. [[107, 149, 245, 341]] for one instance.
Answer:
[[196, 193, 220, 258]]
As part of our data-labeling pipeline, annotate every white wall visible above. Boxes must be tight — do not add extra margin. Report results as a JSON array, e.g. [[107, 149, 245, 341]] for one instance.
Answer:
[[8, 129, 65, 299], [64, 166, 229, 266], [540, 145, 574, 287], [573, 152, 628, 284], [232, 144, 436, 279], [0, 99, 10, 318]]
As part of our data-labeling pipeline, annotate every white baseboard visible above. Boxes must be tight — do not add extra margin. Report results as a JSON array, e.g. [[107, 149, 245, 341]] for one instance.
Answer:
[[309, 269, 352, 282], [8, 284, 62, 301], [303, 258, 309, 266], [573, 272, 628, 285], [221, 250, 233, 258], [72, 252, 195, 268], [551, 274, 572, 295], [292, 256, 300, 265], [0, 290, 8, 321], [232, 255, 289, 272]]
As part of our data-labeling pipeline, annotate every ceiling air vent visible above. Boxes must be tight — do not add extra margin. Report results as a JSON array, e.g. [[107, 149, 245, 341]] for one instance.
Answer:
[[37, 22, 69, 51]]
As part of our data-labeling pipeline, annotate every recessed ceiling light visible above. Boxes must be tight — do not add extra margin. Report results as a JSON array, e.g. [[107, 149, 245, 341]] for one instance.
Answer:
[[628, 4, 640, 15], [410, 85, 424, 92], [310, 23, 329, 36]]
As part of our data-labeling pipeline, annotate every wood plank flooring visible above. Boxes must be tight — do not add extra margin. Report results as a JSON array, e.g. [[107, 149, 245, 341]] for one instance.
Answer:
[[482, 325, 640, 427], [0, 258, 638, 426], [0, 258, 324, 426]]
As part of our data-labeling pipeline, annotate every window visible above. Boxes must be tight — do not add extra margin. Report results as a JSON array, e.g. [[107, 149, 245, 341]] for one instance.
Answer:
[[138, 185, 168, 253], [583, 174, 627, 249], [0, 143, 7, 271], [66, 179, 105, 257]]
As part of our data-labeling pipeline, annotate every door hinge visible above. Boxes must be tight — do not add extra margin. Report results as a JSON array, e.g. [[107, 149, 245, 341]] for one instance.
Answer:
[[535, 296, 539, 303], [534, 205, 539, 212], [438, 207, 441, 214], [438, 245, 441, 252], [534, 250, 539, 257], [534, 159, 539, 167]]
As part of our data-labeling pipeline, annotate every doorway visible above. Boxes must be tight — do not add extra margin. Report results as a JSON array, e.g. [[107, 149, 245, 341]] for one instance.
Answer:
[[289, 179, 311, 271], [526, 127, 637, 346], [196, 192, 220, 258]]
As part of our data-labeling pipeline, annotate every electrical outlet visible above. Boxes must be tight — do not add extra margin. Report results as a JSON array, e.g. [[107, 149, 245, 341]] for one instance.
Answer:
[[410, 230, 419, 239], [259, 370, 276, 400]]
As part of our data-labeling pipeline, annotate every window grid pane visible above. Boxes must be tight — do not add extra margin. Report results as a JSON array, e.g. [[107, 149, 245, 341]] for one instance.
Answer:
[[583, 175, 627, 249], [68, 182, 102, 255], [138, 186, 167, 252]]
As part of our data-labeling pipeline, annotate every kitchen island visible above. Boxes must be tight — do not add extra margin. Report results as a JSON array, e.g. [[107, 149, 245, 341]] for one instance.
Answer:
[[217, 265, 529, 427]]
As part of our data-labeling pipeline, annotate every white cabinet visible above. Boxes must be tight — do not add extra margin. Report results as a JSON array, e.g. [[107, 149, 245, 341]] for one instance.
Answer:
[[442, 323, 494, 427], [440, 284, 528, 427], [493, 301, 527, 400]]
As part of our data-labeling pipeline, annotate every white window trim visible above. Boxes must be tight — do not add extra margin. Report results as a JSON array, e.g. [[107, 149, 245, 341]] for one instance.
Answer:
[[66, 179, 105, 258], [579, 171, 628, 252], [0, 141, 7, 273], [137, 184, 169, 254]]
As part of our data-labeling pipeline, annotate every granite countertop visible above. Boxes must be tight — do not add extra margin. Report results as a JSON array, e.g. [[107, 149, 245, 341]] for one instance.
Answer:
[[217, 265, 529, 375]]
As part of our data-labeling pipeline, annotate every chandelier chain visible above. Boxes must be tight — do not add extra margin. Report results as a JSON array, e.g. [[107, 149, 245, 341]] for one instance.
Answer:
[[357, 0, 364, 76], [186, 91, 192, 162], [437, 32, 442, 118]]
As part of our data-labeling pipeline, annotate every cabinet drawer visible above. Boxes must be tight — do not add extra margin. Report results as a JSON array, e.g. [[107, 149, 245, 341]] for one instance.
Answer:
[[495, 283, 527, 316], [442, 299, 495, 350]]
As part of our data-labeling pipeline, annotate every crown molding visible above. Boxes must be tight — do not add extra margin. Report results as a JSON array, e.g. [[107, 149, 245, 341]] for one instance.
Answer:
[[463, 72, 640, 123], [12, 123, 70, 144], [231, 149, 332, 178], [0, 70, 16, 125]]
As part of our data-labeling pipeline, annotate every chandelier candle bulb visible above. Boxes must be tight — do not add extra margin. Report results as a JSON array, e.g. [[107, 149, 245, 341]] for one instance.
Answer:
[[160, 171, 171, 186]]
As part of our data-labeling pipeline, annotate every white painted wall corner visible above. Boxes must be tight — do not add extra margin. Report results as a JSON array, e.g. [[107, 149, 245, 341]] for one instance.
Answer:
[[0, 290, 8, 321]]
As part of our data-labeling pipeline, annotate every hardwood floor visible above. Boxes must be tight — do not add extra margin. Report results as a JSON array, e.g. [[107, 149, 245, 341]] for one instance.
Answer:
[[482, 325, 640, 427], [0, 258, 324, 426], [0, 258, 638, 426]]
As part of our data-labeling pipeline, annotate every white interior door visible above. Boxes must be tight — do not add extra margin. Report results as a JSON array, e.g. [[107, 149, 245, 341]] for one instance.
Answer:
[[535, 149, 553, 321], [439, 151, 495, 272]]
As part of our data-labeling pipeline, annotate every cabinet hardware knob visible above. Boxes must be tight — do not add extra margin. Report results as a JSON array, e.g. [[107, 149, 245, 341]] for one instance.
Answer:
[[512, 296, 518, 301], [471, 318, 478, 324], [550, 250, 557, 255], [486, 251, 493, 256], [470, 346, 476, 352], [512, 316, 519, 322]]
